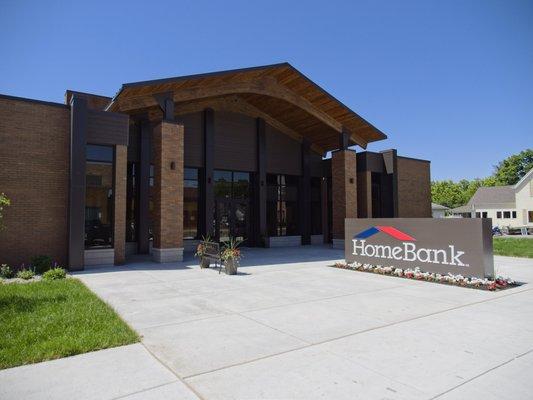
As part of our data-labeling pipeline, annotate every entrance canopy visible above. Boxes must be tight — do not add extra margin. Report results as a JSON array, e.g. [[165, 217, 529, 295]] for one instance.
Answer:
[[107, 63, 387, 152]]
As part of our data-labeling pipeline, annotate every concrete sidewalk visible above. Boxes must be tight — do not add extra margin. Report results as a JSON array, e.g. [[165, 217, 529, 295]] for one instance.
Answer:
[[1, 247, 532, 399]]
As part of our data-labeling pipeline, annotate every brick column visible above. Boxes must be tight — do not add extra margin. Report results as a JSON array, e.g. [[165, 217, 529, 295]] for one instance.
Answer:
[[114, 145, 127, 265], [152, 121, 184, 262], [331, 149, 357, 248]]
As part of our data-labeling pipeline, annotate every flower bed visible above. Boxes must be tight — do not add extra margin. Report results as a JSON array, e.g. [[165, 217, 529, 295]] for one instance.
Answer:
[[332, 262, 518, 291]]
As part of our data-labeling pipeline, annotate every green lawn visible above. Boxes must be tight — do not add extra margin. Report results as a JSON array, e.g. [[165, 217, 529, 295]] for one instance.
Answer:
[[0, 278, 138, 370], [493, 237, 533, 258]]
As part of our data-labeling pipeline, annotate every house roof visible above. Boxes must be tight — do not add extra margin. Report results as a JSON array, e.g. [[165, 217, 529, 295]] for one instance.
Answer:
[[106, 63, 387, 152], [451, 185, 516, 213], [431, 203, 449, 211], [450, 205, 473, 214], [467, 186, 515, 206]]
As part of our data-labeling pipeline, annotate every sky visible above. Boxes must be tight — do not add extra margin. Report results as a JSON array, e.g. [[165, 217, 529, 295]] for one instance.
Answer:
[[1, 0, 531, 181]]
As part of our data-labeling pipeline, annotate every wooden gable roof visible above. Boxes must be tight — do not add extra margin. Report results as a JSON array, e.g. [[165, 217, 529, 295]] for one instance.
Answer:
[[107, 63, 387, 152]]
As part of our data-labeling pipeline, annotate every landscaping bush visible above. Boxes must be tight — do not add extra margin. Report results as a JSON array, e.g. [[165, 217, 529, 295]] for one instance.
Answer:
[[0, 264, 14, 279], [16, 269, 35, 280], [30, 255, 53, 274], [43, 268, 67, 280]]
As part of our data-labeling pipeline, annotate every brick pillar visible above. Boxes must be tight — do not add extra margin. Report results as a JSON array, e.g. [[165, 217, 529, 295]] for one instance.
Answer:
[[114, 145, 127, 265], [331, 149, 357, 248], [152, 121, 184, 262]]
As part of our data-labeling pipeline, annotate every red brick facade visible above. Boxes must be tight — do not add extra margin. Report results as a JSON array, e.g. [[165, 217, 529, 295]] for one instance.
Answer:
[[0, 97, 70, 267], [152, 121, 184, 249], [114, 145, 127, 264], [331, 149, 357, 239]]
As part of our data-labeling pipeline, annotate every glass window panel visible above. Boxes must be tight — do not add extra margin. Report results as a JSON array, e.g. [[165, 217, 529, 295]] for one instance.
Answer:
[[184, 168, 198, 180], [85, 146, 114, 249], [86, 145, 113, 163], [126, 162, 138, 242], [184, 167, 199, 239], [267, 174, 278, 185], [233, 172, 249, 183], [214, 170, 232, 198], [232, 172, 250, 199]]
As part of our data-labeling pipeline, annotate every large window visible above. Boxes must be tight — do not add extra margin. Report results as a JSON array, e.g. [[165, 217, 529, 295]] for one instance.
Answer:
[[267, 174, 299, 236], [311, 177, 322, 235], [126, 162, 138, 242], [85, 145, 114, 249], [184, 168, 199, 239], [529, 211, 533, 223], [214, 170, 250, 199]]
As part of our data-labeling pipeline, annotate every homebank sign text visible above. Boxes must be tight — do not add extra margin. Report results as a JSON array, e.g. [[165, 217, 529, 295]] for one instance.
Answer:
[[344, 219, 494, 278], [353, 240, 468, 267]]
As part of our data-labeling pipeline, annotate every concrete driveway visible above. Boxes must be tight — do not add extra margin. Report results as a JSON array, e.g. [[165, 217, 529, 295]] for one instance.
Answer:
[[2, 246, 533, 399]]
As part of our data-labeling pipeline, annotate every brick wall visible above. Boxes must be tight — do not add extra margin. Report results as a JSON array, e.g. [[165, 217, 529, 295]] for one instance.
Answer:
[[114, 145, 127, 264], [331, 150, 357, 239], [152, 121, 184, 249], [0, 96, 70, 267], [397, 156, 431, 217]]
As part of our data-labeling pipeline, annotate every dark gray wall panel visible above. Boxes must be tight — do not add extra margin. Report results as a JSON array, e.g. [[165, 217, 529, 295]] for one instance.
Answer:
[[176, 111, 203, 168], [213, 111, 257, 172], [265, 123, 301, 176], [309, 151, 324, 177], [87, 110, 129, 146]]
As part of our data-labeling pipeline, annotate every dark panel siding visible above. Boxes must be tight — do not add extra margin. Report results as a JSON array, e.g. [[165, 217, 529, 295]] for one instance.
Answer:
[[309, 151, 324, 177], [265, 123, 301, 176], [127, 122, 140, 162], [87, 109, 129, 146], [176, 111, 203, 168], [214, 111, 256, 172]]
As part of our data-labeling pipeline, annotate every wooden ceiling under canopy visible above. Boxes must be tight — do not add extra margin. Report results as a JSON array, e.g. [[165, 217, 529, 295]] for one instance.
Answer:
[[107, 63, 387, 152]]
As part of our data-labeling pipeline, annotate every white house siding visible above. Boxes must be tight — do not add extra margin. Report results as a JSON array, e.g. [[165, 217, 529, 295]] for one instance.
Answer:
[[515, 179, 533, 227], [475, 208, 521, 228]]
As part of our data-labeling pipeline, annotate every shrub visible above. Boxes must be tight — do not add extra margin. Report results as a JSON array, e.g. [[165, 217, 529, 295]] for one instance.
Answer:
[[43, 268, 67, 281], [30, 255, 53, 274], [0, 264, 14, 279], [17, 269, 35, 280]]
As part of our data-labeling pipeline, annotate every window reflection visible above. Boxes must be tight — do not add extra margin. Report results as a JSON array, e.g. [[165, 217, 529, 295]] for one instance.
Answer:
[[85, 145, 114, 249], [267, 174, 299, 236], [184, 167, 199, 239]]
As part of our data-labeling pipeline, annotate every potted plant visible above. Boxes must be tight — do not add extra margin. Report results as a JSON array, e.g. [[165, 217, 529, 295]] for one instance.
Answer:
[[221, 237, 242, 275], [195, 235, 214, 268]]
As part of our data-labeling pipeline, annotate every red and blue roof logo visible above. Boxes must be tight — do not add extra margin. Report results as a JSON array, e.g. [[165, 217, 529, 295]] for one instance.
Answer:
[[354, 226, 416, 242]]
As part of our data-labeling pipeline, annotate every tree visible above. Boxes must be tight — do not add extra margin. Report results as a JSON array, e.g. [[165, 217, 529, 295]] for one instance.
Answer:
[[431, 180, 467, 209], [0, 193, 10, 231], [431, 149, 531, 208], [493, 149, 533, 185]]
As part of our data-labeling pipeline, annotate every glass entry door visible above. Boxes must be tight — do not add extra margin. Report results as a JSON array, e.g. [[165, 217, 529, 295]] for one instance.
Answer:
[[214, 170, 250, 244], [215, 199, 249, 243]]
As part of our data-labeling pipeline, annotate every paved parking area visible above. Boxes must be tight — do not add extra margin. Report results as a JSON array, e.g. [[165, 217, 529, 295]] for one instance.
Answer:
[[1, 246, 532, 399]]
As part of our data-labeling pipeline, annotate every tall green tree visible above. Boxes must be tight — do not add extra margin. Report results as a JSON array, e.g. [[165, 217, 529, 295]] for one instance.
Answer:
[[431, 180, 467, 208], [0, 193, 10, 231], [493, 149, 533, 185]]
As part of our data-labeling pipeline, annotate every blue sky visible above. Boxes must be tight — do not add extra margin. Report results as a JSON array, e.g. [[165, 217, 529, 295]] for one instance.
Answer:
[[1, 0, 531, 181]]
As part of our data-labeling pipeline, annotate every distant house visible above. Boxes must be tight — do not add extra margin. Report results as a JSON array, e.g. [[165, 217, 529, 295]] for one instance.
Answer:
[[451, 168, 533, 229], [432, 203, 449, 218]]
